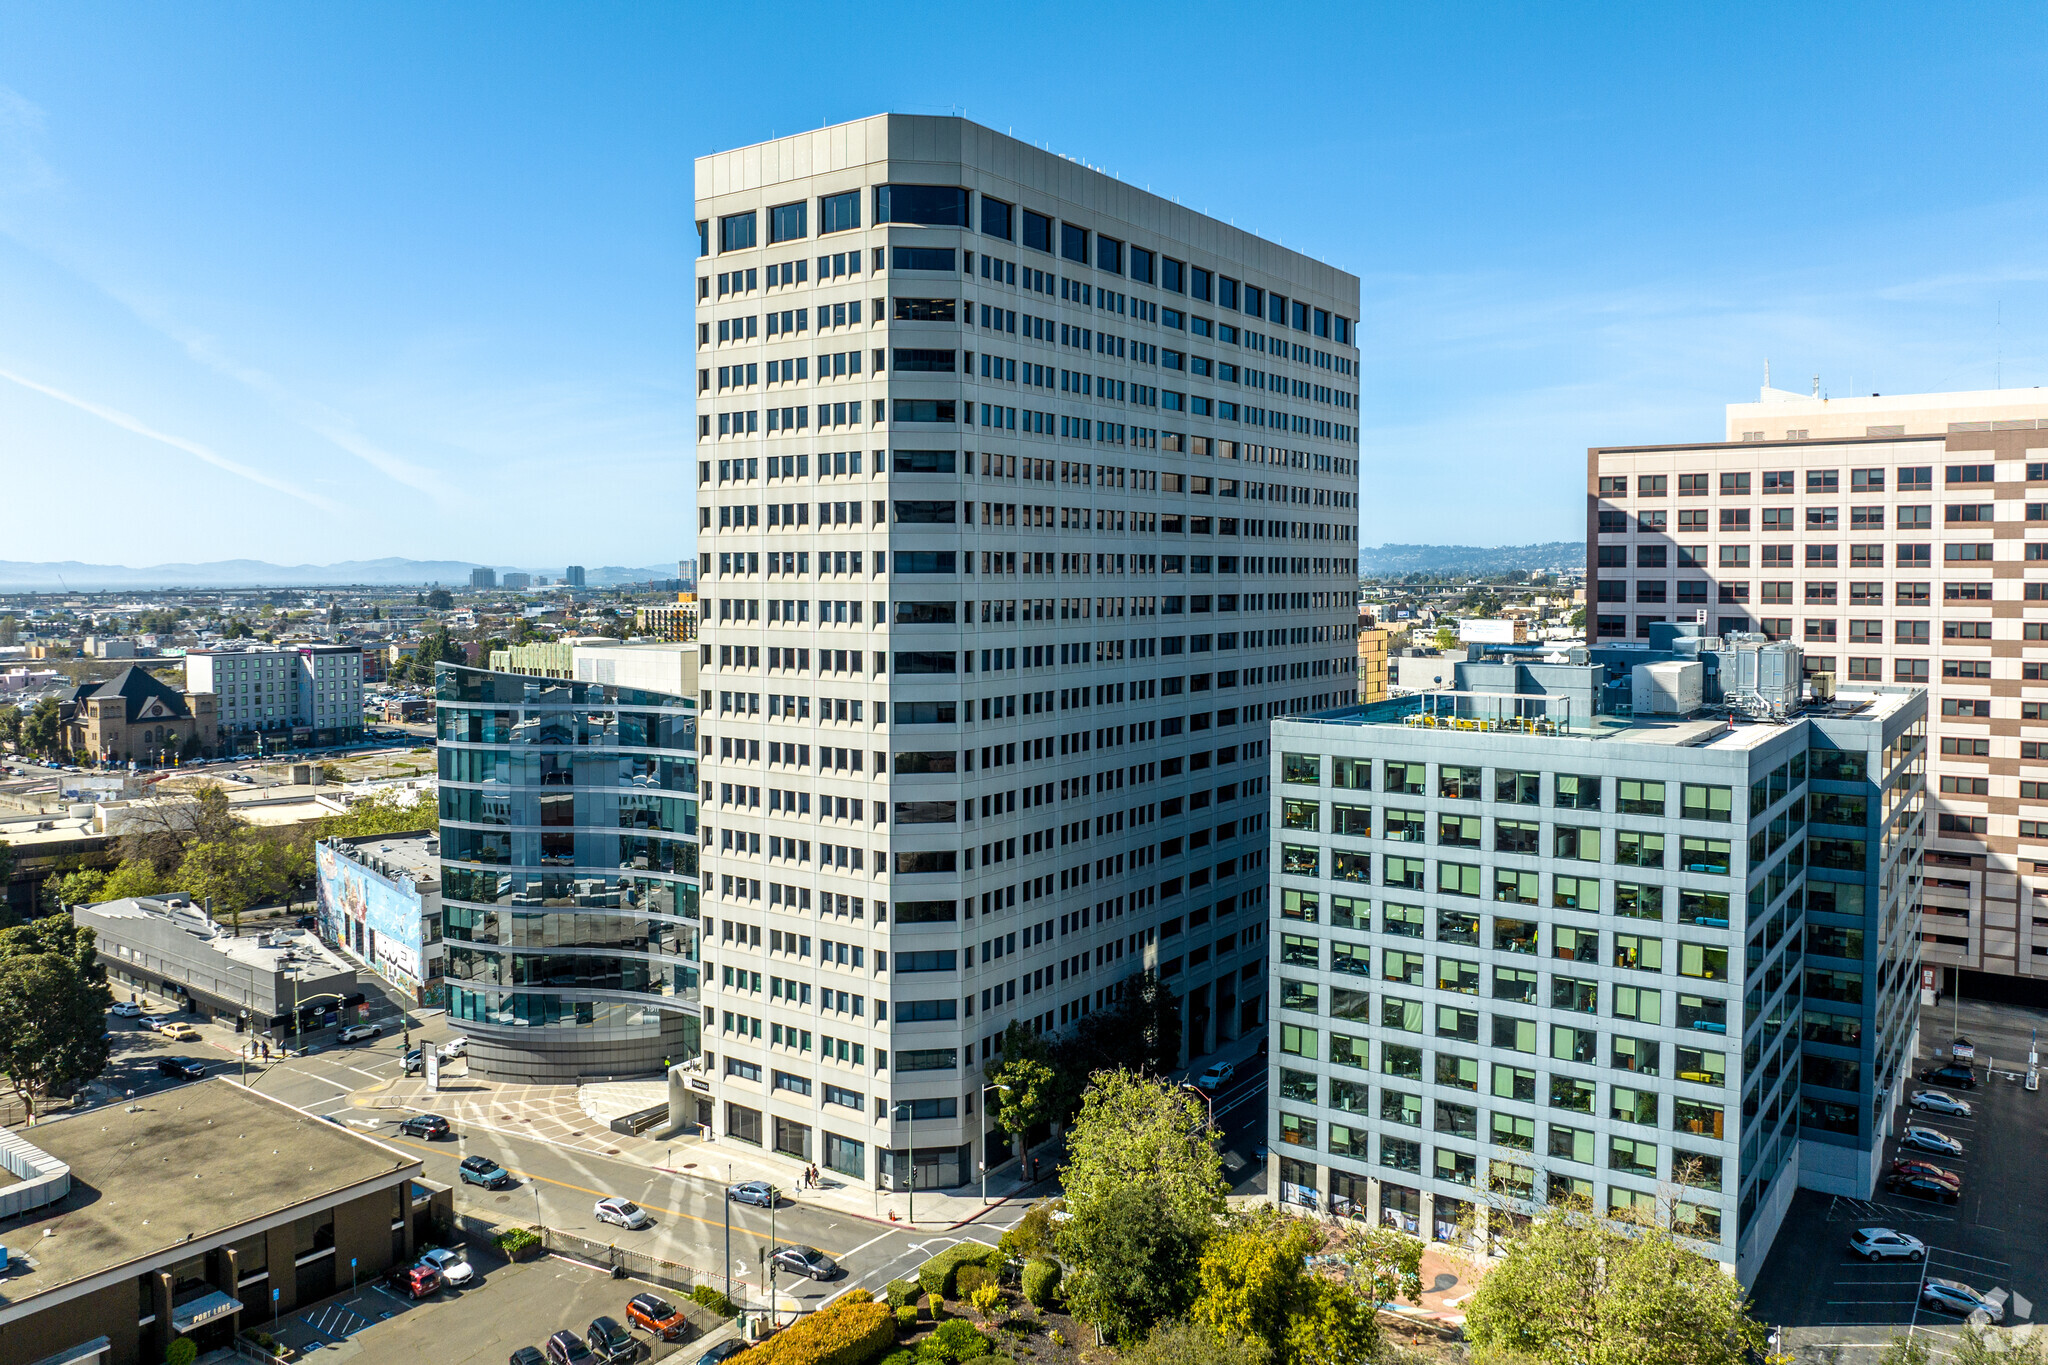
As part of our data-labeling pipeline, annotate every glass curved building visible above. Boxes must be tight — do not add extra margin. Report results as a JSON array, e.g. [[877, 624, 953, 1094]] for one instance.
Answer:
[[435, 653, 702, 1081]]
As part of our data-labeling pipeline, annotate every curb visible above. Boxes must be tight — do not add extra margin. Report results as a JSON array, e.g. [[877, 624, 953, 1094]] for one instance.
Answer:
[[650, 1167, 1040, 1232]]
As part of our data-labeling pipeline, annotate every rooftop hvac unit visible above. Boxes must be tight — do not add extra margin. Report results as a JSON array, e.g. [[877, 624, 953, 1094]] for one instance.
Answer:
[[1713, 635, 1803, 719], [1631, 660, 1704, 715]]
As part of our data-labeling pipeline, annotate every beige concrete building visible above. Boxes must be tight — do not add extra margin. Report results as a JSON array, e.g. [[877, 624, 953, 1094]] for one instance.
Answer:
[[1356, 624, 1388, 703], [59, 667, 219, 765], [1590, 386, 2048, 986]]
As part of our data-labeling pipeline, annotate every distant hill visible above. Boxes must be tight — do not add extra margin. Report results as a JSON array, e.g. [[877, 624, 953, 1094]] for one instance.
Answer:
[[0, 558, 683, 591], [1358, 542, 1583, 576]]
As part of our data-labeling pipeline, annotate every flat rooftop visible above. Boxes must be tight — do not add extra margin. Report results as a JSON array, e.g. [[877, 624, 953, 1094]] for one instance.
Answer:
[[83, 897, 355, 978], [0, 1080, 416, 1303], [332, 829, 439, 880], [1291, 688, 1912, 748]]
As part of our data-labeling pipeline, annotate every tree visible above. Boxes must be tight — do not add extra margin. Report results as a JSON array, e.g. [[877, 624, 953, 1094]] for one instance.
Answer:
[[1569, 606, 1586, 631], [987, 1021, 1059, 1155], [1462, 1202, 1764, 1365], [22, 696, 62, 757], [426, 588, 453, 610], [1191, 1212, 1379, 1365], [1124, 1322, 1269, 1365], [118, 783, 243, 875], [998, 1198, 1063, 1264], [1062, 1071, 1224, 1230], [99, 859, 171, 901], [176, 838, 268, 930], [1324, 1223, 1424, 1307], [0, 702, 20, 750], [1431, 625, 1460, 652], [1061, 1183, 1206, 1345], [0, 914, 113, 1121], [50, 867, 108, 908]]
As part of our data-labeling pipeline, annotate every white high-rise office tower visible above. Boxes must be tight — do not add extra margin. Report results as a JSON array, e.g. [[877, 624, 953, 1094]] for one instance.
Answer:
[[692, 115, 1361, 1192]]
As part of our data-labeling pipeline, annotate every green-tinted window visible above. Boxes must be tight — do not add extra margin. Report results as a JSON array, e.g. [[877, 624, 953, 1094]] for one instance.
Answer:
[[1282, 799, 1320, 830], [1281, 934, 1318, 966], [1381, 903, 1424, 937], [1435, 1054, 1479, 1090], [1385, 855, 1425, 890], [1555, 826, 1601, 861], [1617, 779, 1665, 816], [1548, 1124, 1594, 1163], [1439, 766, 1483, 800], [1495, 770, 1540, 804], [1681, 784, 1732, 822], [1682, 838, 1732, 875], [1281, 978, 1321, 1012], [1549, 1076, 1594, 1113], [1556, 774, 1602, 811], [1280, 1023, 1318, 1058], [1437, 957, 1480, 995], [1492, 1065, 1537, 1104], [1613, 984, 1662, 1024], [1438, 813, 1482, 847], [1381, 1089, 1421, 1125], [1554, 875, 1599, 911], [1385, 761, 1426, 795], [1611, 1087, 1659, 1126], [1435, 1005, 1478, 1040], [1333, 757, 1372, 790], [1679, 943, 1728, 981], [1492, 1015, 1536, 1053], [1438, 861, 1482, 897], [1493, 966, 1538, 1003], [1614, 883, 1662, 920], [1282, 753, 1321, 785], [1614, 830, 1664, 868], [1614, 934, 1664, 971], [1491, 1113, 1535, 1150], [1382, 997, 1423, 1033], [1331, 942, 1370, 977], [1494, 869, 1539, 904], [1382, 949, 1423, 985], [1281, 889, 1319, 922]]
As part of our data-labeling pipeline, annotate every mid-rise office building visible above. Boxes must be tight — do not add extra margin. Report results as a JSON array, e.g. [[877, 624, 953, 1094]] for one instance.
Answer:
[[565, 565, 588, 588], [693, 114, 1361, 1191], [1590, 386, 2048, 986], [434, 642, 701, 1081], [470, 567, 497, 589], [186, 644, 364, 750], [316, 830, 446, 1006], [1267, 642, 1926, 1282]]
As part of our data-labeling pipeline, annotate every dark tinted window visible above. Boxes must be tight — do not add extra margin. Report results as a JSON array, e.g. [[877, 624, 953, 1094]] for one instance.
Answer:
[[1022, 210, 1052, 252], [1129, 247, 1153, 283], [819, 191, 860, 234], [1096, 235, 1123, 274], [979, 195, 1012, 240], [1190, 267, 1212, 301], [874, 184, 968, 226], [719, 212, 756, 252], [769, 201, 806, 243], [892, 247, 956, 272], [1161, 257, 1185, 293], [1061, 223, 1088, 263]]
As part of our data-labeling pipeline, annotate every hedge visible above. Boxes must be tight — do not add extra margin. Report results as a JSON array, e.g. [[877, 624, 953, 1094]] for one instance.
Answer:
[[749, 1295, 894, 1365], [920, 1319, 991, 1364], [693, 1283, 738, 1316], [885, 1278, 919, 1310], [1022, 1258, 1061, 1309], [917, 1243, 1001, 1299]]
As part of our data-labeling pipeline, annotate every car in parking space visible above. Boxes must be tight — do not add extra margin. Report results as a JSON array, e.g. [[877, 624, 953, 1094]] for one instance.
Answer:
[[694, 1341, 749, 1365], [626, 1292, 690, 1341], [1889, 1159, 1961, 1189], [1910, 1089, 1974, 1118], [1921, 1277, 2004, 1322], [417, 1247, 474, 1286], [770, 1244, 839, 1280], [460, 1155, 513, 1189], [387, 1262, 442, 1298], [1884, 1171, 1961, 1204], [509, 1349, 547, 1365], [1899, 1126, 1964, 1157], [398, 1114, 452, 1139], [594, 1197, 652, 1229], [586, 1316, 638, 1363], [110, 1001, 142, 1017], [339, 1023, 382, 1043], [1920, 1062, 1977, 1090], [726, 1181, 774, 1208], [1849, 1227, 1926, 1261], [546, 1330, 598, 1365], [157, 1057, 205, 1080], [158, 1022, 201, 1042]]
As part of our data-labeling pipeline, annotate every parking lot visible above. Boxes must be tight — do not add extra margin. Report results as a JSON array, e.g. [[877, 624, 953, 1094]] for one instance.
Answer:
[[264, 1247, 730, 1363], [1753, 997, 2046, 1358]]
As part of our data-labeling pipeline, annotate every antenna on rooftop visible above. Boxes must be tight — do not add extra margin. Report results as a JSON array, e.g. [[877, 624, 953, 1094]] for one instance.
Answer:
[[1811, 375, 1820, 398], [1763, 359, 1770, 389]]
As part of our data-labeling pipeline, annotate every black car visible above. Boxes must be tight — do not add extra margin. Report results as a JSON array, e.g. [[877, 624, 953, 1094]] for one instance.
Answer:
[[460, 1154, 512, 1188], [510, 1350, 547, 1365], [1885, 1172, 1961, 1204], [398, 1114, 451, 1139], [587, 1317, 638, 1364], [546, 1331, 597, 1365], [157, 1057, 205, 1080], [1920, 1063, 1977, 1090], [694, 1342, 749, 1365]]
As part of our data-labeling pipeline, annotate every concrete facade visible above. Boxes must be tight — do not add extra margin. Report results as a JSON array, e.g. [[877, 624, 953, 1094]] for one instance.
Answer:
[[186, 644, 365, 750], [78, 895, 357, 1026], [1267, 666, 1925, 1284]]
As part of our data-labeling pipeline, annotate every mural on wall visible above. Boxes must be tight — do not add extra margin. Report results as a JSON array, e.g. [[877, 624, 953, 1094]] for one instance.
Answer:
[[316, 842, 439, 1004]]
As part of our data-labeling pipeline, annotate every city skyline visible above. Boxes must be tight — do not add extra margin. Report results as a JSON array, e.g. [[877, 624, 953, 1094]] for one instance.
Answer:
[[5, 4, 2048, 562]]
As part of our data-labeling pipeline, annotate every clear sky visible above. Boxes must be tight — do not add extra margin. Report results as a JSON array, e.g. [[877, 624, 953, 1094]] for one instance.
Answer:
[[3, 3, 2046, 570]]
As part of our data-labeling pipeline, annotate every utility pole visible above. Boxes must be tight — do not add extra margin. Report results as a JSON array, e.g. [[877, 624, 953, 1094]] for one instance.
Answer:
[[724, 1162, 733, 1308]]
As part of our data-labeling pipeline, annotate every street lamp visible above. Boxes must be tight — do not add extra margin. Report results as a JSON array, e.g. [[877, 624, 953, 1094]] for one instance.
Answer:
[[1182, 1083, 1216, 1130], [894, 1099, 916, 1227], [979, 1081, 1011, 1205]]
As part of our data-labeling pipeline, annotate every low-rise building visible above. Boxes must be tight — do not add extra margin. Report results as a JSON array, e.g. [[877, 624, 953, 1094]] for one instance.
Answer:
[[635, 597, 698, 643], [0, 1080, 440, 1365], [59, 667, 218, 765], [77, 895, 358, 1030], [316, 830, 444, 1006]]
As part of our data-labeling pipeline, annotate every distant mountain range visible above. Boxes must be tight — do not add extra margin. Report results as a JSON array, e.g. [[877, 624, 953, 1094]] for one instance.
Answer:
[[1358, 542, 1583, 576], [0, 558, 688, 591]]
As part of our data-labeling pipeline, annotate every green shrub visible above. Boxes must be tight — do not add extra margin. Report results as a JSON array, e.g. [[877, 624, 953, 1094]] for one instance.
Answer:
[[896, 1306, 920, 1331], [749, 1296, 895, 1365], [1021, 1258, 1061, 1309], [879, 1352, 917, 1365], [955, 1265, 990, 1299], [692, 1283, 738, 1316], [917, 1242, 1002, 1300], [493, 1226, 543, 1259], [918, 1318, 991, 1364], [166, 1341, 198, 1365], [885, 1278, 920, 1310]]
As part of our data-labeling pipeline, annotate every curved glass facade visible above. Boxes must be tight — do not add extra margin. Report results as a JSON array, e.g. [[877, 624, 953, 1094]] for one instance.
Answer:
[[436, 662, 702, 1079]]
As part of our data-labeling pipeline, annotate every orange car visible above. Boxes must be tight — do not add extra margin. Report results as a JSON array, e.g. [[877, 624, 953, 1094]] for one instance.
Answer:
[[626, 1292, 688, 1341]]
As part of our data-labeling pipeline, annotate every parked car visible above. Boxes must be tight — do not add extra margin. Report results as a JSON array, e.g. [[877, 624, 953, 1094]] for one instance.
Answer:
[[339, 1023, 383, 1044], [510, 1349, 547, 1365], [726, 1181, 774, 1208], [110, 1001, 142, 1017], [157, 1057, 205, 1080], [440, 1037, 469, 1059], [1890, 1158, 1961, 1188], [418, 1248, 474, 1286], [587, 1316, 638, 1364], [771, 1244, 839, 1280], [546, 1330, 598, 1365], [460, 1155, 513, 1189], [158, 1022, 201, 1042], [594, 1197, 652, 1229], [402, 1048, 425, 1075], [1910, 1090, 1973, 1118], [694, 1342, 749, 1365], [1900, 1126, 1964, 1157], [398, 1114, 452, 1139], [1922, 1277, 2004, 1322], [1884, 1172, 1960, 1204], [137, 1014, 167, 1032], [1849, 1227, 1926, 1262], [1920, 1063, 1977, 1090], [626, 1292, 690, 1341], [1195, 1061, 1236, 1091], [387, 1262, 442, 1298]]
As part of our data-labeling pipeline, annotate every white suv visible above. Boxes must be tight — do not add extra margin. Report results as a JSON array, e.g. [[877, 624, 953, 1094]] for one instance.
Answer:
[[1849, 1227, 1925, 1262]]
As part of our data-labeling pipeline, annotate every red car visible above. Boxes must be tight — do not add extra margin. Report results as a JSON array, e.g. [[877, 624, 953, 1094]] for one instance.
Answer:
[[627, 1292, 690, 1341], [1891, 1158, 1961, 1189], [387, 1263, 442, 1298]]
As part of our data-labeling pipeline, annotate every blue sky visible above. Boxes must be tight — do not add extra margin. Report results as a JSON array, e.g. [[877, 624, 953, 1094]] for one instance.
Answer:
[[3, 2, 2046, 569]]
